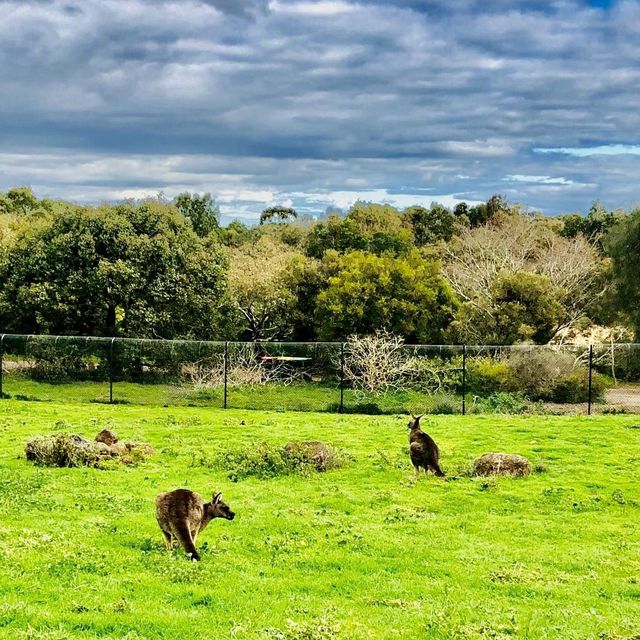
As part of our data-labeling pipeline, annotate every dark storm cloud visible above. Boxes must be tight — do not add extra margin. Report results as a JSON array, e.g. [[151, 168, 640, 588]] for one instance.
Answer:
[[0, 0, 638, 219]]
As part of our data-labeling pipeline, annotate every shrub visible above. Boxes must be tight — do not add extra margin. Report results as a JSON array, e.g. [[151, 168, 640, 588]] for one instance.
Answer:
[[467, 357, 515, 394], [329, 402, 383, 415], [208, 442, 347, 481], [552, 370, 606, 403], [476, 392, 528, 414], [507, 349, 575, 401], [25, 433, 102, 467], [28, 343, 89, 383], [427, 394, 459, 414]]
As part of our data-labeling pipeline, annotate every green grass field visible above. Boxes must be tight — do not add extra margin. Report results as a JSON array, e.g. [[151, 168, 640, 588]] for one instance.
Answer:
[[0, 401, 639, 639]]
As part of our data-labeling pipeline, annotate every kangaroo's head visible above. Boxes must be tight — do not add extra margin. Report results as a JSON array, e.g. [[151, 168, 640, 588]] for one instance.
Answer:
[[206, 492, 235, 520], [407, 414, 423, 430]]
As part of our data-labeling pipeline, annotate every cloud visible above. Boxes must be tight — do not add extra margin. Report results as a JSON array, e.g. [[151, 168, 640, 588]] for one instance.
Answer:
[[533, 144, 640, 157], [0, 0, 639, 219], [504, 175, 574, 185]]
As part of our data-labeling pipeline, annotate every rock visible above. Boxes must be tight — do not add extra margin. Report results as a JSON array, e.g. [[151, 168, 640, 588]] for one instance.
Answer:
[[95, 442, 115, 456], [284, 441, 332, 471], [109, 441, 128, 455], [473, 453, 531, 477], [95, 429, 119, 446], [125, 442, 154, 455]]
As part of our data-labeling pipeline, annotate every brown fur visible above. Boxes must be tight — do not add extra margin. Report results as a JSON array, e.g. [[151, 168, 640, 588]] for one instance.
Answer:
[[155, 488, 235, 561], [407, 415, 445, 477]]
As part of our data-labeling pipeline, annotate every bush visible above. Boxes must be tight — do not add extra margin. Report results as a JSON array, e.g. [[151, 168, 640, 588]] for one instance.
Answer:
[[552, 370, 606, 403], [467, 357, 515, 394], [507, 349, 575, 401], [25, 433, 102, 467], [28, 343, 91, 383], [208, 442, 347, 481], [427, 394, 460, 414], [475, 392, 528, 414]]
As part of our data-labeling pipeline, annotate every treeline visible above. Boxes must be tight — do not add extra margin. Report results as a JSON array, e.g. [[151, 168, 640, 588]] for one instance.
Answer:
[[0, 187, 638, 344]]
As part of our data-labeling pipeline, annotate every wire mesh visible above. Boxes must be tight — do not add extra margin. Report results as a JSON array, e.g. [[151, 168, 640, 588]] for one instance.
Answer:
[[0, 334, 111, 403], [341, 344, 464, 415], [591, 343, 640, 414], [1, 334, 639, 414], [225, 342, 341, 412]]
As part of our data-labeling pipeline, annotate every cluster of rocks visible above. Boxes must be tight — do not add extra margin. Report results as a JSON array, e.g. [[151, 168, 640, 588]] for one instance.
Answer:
[[25, 429, 153, 468]]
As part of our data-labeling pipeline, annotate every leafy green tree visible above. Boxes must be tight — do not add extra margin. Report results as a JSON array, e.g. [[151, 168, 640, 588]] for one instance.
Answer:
[[305, 215, 368, 258], [218, 220, 258, 247], [316, 249, 458, 342], [607, 208, 640, 338], [306, 203, 412, 258], [174, 192, 220, 237], [558, 213, 585, 238], [403, 204, 455, 246], [0, 186, 52, 217], [260, 206, 298, 225], [0, 201, 227, 338], [449, 272, 564, 345], [492, 272, 565, 344]]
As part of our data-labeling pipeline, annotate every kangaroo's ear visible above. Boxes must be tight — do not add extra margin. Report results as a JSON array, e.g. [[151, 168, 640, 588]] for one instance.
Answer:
[[411, 414, 416, 420], [213, 492, 222, 503], [415, 414, 424, 420]]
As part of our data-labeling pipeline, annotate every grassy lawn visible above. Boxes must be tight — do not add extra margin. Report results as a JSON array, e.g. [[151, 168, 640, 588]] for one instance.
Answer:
[[2, 374, 459, 414], [0, 401, 639, 639]]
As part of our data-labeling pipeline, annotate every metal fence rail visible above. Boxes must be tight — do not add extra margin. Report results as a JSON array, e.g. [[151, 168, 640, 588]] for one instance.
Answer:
[[1, 334, 639, 415]]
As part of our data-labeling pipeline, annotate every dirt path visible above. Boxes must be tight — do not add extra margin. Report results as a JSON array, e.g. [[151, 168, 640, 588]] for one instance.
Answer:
[[605, 384, 640, 408]]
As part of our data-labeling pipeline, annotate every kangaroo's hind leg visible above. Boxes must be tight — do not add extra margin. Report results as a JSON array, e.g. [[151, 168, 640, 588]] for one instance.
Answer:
[[172, 520, 201, 561], [161, 529, 173, 551]]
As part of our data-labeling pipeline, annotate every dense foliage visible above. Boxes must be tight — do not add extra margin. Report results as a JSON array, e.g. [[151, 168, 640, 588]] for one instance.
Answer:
[[0, 187, 634, 343]]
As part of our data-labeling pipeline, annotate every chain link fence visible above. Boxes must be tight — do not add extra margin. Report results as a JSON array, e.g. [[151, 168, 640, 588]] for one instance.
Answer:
[[1, 334, 640, 415]]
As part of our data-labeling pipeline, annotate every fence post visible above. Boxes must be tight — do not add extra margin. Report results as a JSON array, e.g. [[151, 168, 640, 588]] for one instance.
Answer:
[[462, 344, 467, 415], [588, 344, 594, 416], [223, 341, 228, 409], [109, 337, 115, 404], [0, 334, 5, 399], [339, 342, 345, 413]]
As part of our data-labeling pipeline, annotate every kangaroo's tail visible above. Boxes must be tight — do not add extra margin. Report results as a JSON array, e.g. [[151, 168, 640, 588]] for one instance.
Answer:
[[432, 462, 446, 477], [173, 520, 200, 561]]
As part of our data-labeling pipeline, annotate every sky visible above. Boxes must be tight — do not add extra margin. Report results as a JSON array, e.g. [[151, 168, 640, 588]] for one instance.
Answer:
[[0, 0, 639, 223]]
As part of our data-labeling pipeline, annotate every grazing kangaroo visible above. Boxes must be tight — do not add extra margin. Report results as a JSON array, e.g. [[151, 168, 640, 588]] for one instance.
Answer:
[[407, 415, 445, 477], [155, 489, 235, 561]]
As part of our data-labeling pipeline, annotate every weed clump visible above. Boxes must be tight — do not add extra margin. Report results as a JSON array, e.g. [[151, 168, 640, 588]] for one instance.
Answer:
[[25, 429, 153, 468], [206, 441, 348, 481], [25, 433, 102, 468]]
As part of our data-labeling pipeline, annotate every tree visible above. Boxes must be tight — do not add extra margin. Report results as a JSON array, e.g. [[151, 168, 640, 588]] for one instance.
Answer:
[[0, 186, 52, 217], [305, 215, 368, 258], [403, 203, 455, 246], [607, 208, 640, 338], [443, 213, 607, 343], [305, 203, 412, 258], [226, 236, 301, 341], [260, 206, 298, 225], [315, 249, 458, 342], [0, 201, 227, 338], [492, 272, 565, 344], [174, 192, 220, 237]]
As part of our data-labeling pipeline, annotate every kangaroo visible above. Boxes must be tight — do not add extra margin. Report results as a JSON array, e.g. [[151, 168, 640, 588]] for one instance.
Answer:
[[407, 415, 445, 477], [155, 488, 235, 561]]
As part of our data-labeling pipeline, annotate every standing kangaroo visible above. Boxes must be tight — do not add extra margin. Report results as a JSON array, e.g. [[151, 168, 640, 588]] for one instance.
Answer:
[[407, 415, 445, 477], [155, 488, 235, 561]]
